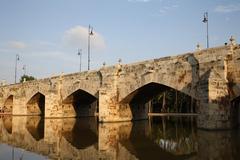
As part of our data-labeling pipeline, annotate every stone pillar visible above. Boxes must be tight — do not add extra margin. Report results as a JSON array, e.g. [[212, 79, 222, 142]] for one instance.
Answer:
[[99, 64, 133, 122], [197, 55, 234, 129], [45, 92, 63, 117], [12, 96, 27, 115], [98, 88, 133, 122], [45, 76, 64, 118], [197, 72, 234, 129]]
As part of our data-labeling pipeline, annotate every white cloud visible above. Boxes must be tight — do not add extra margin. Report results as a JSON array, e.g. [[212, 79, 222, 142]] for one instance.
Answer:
[[0, 26, 107, 83], [62, 25, 106, 51], [215, 4, 240, 13], [7, 41, 27, 49], [128, 0, 150, 2], [157, 4, 179, 15]]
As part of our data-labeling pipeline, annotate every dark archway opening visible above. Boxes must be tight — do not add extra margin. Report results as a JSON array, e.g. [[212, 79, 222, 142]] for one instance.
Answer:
[[151, 88, 197, 114], [231, 96, 240, 128], [27, 92, 45, 116], [3, 95, 13, 114], [26, 116, 44, 141], [121, 83, 197, 120], [62, 89, 98, 117]]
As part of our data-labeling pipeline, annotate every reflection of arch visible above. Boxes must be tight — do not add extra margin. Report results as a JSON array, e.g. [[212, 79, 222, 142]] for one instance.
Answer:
[[62, 89, 98, 117], [63, 118, 98, 149], [3, 95, 13, 114], [26, 92, 45, 116], [2, 116, 12, 134], [26, 116, 44, 141], [121, 118, 196, 159]]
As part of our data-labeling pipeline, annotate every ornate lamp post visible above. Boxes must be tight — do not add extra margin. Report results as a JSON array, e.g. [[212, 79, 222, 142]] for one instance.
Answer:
[[14, 54, 20, 83], [88, 25, 94, 70], [78, 49, 82, 72], [202, 12, 209, 48], [22, 65, 26, 75]]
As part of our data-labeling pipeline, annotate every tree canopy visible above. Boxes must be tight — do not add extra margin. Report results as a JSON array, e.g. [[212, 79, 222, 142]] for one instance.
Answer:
[[20, 75, 36, 83]]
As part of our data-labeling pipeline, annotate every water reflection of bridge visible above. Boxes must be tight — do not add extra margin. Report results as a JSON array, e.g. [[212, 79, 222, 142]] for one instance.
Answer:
[[0, 116, 239, 159], [0, 116, 101, 159]]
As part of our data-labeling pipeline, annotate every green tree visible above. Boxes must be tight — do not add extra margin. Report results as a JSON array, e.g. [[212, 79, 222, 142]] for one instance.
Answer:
[[20, 75, 36, 83]]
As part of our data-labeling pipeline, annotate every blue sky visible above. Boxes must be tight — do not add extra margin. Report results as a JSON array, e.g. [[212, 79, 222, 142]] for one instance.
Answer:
[[0, 0, 240, 83]]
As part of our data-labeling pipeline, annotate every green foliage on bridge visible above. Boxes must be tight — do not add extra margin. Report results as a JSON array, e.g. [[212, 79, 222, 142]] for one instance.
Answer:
[[20, 75, 36, 83]]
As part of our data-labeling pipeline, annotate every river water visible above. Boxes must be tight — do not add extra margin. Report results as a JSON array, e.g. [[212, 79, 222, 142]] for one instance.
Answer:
[[0, 115, 239, 160]]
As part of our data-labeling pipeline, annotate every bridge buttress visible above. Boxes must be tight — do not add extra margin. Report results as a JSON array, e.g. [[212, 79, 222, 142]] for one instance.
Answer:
[[44, 92, 63, 118], [197, 44, 240, 129]]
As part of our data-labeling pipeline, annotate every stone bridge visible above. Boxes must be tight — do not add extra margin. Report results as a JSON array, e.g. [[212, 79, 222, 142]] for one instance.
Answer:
[[0, 42, 240, 129]]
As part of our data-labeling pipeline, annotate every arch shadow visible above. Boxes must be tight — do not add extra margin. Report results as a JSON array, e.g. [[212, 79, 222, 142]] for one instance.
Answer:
[[26, 92, 45, 116]]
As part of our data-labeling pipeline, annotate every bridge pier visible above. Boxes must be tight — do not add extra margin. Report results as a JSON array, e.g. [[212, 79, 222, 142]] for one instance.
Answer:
[[44, 93, 63, 117], [99, 89, 132, 122], [195, 44, 240, 130], [13, 96, 28, 115]]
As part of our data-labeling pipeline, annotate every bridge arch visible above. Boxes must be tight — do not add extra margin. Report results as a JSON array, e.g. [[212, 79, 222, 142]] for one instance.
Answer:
[[62, 89, 98, 117], [120, 82, 197, 119], [118, 75, 194, 104], [3, 95, 13, 114], [26, 92, 45, 116]]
